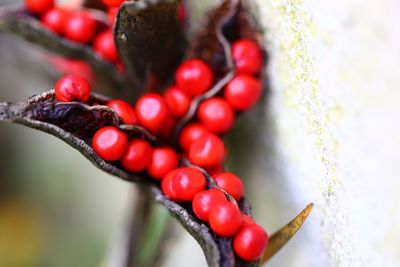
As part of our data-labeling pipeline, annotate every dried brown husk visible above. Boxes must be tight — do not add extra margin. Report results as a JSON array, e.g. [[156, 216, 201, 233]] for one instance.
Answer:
[[114, 0, 186, 92], [0, 90, 151, 182]]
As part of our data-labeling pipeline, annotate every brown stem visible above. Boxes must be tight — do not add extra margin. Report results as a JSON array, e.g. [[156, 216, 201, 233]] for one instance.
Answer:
[[172, 70, 235, 146], [125, 186, 153, 267]]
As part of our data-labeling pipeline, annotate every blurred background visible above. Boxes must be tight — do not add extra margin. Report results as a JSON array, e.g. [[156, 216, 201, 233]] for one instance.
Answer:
[[1, 0, 400, 267]]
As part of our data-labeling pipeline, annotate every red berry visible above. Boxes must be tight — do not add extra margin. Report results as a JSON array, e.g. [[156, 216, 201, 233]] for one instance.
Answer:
[[121, 139, 153, 172], [64, 11, 97, 44], [189, 133, 225, 168], [241, 214, 256, 227], [197, 97, 235, 134], [156, 114, 176, 139], [108, 7, 119, 25], [212, 172, 244, 201], [136, 93, 169, 133], [148, 147, 179, 180], [102, 0, 124, 8], [94, 30, 118, 62], [233, 224, 268, 261], [41, 7, 70, 34], [164, 86, 191, 117], [192, 189, 226, 221], [209, 201, 242, 237], [232, 39, 263, 75], [161, 169, 179, 200], [49, 58, 93, 81], [206, 164, 224, 176], [175, 59, 213, 97], [179, 123, 209, 151], [171, 167, 207, 201], [24, 0, 54, 15], [92, 126, 128, 161], [116, 59, 125, 73], [224, 75, 262, 111], [54, 74, 91, 102], [177, 2, 185, 22], [107, 99, 137, 125]]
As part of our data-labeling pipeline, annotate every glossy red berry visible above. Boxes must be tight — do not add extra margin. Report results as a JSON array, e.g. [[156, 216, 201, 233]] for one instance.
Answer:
[[121, 139, 153, 172], [64, 11, 97, 44], [136, 93, 169, 133], [206, 164, 224, 176], [41, 7, 70, 34], [148, 147, 179, 180], [212, 172, 244, 201], [197, 97, 235, 134], [156, 114, 176, 139], [171, 167, 207, 201], [179, 123, 209, 151], [116, 60, 125, 73], [224, 75, 262, 111], [49, 58, 93, 82], [175, 59, 213, 97], [209, 201, 242, 237], [161, 169, 179, 200], [54, 74, 91, 102], [108, 7, 118, 25], [94, 30, 118, 62], [241, 214, 256, 227], [177, 2, 185, 22], [24, 0, 54, 15], [232, 39, 263, 75], [92, 126, 128, 161], [164, 86, 191, 117], [107, 99, 137, 125], [102, 0, 124, 8], [233, 224, 268, 261], [189, 133, 225, 168], [192, 189, 227, 221]]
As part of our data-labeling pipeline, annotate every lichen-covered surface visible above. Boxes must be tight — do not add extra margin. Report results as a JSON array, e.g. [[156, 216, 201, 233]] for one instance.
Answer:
[[253, 0, 400, 266]]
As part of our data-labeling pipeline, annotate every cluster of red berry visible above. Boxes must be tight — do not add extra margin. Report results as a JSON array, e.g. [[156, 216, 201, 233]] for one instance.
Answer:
[[53, 38, 267, 261], [24, 0, 121, 64]]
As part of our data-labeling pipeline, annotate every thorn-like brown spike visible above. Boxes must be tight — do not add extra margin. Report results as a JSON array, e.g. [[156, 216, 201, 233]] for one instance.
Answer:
[[261, 203, 314, 263]]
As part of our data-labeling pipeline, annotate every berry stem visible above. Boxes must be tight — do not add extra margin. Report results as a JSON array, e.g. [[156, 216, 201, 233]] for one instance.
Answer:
[[182, 157, 238, 206], [119, 124, 158, 144], [172, 69, 235, 146], [215, 0, 237, 71], [171, 0, 238, 146]]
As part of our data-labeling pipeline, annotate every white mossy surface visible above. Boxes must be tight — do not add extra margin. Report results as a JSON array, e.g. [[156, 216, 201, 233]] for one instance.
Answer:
[[255, 0, 400, 266]]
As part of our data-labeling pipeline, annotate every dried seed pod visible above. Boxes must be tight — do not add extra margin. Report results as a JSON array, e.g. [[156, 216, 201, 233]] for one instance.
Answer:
[[0, 90, 153, 182], [115, 0, 186, 91]]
